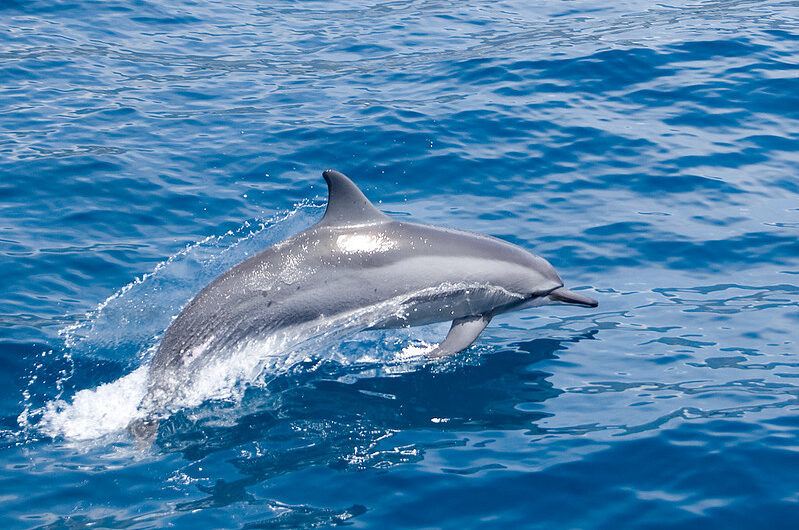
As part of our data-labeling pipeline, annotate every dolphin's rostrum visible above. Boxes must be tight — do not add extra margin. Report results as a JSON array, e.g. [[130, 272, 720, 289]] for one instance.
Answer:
[[130, 170, 597, 440]]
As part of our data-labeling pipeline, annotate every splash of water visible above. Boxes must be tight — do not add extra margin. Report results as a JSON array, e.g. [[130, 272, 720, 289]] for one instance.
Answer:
[[27, 201, 507, 442], [25, 202, 324, 441], [38, 367, 150, 440], [36, 286, 469, 440], [59, 200, 325, 361]]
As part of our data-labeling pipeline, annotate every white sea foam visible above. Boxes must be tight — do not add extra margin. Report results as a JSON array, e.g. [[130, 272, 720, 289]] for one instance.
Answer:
[[38, 367, 149, 440], [35, 299, 399, 440], [32, 283, 481, 441], [397, 342, 435, 361], [25, 203, 324, 441]]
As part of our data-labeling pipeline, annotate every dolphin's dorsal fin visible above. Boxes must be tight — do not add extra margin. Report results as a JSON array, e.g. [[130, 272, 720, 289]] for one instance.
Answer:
[[320, 169, 389, 226]]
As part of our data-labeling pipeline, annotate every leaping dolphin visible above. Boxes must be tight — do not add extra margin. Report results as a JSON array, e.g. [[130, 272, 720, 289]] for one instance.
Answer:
[[130, 170, 597, 439]]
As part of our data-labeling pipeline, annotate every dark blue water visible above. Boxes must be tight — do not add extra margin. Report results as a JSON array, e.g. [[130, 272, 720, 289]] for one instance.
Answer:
[[3, 0, 799, 527]]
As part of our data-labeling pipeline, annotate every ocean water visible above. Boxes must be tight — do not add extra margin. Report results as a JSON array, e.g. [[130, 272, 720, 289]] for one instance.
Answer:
[[2, 0, 799, 527]]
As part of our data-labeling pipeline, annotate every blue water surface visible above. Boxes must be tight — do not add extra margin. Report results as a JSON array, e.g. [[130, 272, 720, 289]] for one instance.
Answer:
[[2, 0, 799, 527]]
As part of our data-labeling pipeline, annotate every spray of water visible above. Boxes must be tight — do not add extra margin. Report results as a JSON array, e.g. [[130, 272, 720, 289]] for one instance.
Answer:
[[21, 201, 471, 442], [20, 202, 323, 440], [58, 200, 325, 359]]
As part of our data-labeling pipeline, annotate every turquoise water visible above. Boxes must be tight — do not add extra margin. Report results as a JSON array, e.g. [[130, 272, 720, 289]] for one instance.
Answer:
[[2, 0, 799, 527]]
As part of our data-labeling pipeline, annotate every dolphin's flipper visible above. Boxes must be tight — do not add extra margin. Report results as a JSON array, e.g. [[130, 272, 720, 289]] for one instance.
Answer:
[[428, 314, 492, 358]]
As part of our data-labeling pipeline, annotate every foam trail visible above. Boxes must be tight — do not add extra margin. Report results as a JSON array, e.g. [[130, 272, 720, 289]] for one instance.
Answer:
[[27, 203, 324, 441], [39, 367, 149, 440], [36, 306, 388, 440]]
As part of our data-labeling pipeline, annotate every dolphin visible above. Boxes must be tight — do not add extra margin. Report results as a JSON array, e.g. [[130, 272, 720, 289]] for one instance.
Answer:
[[129, 170, 597, 440]]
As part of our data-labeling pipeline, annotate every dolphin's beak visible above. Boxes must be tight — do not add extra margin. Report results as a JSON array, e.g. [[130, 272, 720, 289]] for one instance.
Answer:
[[547, 287, 598, 308]]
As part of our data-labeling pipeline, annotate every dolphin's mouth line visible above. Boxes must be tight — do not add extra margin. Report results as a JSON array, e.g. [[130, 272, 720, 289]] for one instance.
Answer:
[[525, 285, 562, 300]]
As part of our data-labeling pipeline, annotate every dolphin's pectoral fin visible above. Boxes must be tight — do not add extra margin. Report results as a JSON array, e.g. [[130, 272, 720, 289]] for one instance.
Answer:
[[427, 314, 492, 358]]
